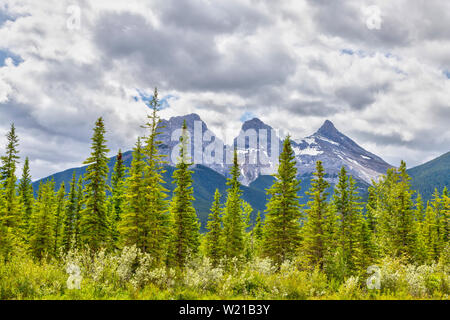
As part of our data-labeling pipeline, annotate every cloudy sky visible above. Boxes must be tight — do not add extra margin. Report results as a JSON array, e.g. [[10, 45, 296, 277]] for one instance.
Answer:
[[0, 0, 449, 180]]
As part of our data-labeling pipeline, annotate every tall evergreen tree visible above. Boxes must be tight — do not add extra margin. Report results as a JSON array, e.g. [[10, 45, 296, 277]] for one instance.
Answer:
[[262, 137, 302, 265], [206, 189, 223, 266], [139, 88, 170, 263], [332, 167, 364, 275], [79, 117, 110, 250], [18, 157, 33, 235], [374, 161, 417, 260], [62, 172, 78, 251], [301, 160, 331, 270], [0, 123, 19, 184], [0, 124, 21, 260], [365, 186, 377, 234], [29, 181, 55, 259], [168, 120, 200, 269], [120, 138, 148, 250], [252, 211, 263, 255], [222, 148, 245, 260], [110, 150, 126, 245], [242, 200, 254, 261], [73, 176, 83, 248], [431, 189, 446, 258], [422, 201, 439, 262], [53, 183, 65, 255]]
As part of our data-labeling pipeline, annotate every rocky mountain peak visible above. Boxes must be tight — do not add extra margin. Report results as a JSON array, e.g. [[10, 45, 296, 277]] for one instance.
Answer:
[[241, 117, 272, 131], [316, 120, 340, 138]]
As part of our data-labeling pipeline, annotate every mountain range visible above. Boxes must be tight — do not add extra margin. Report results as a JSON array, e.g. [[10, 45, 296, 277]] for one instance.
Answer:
[[32, 114, 449, 229]]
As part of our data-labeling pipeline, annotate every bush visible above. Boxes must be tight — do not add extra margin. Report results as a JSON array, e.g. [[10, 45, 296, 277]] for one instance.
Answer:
[[1, 249, 448, 300]]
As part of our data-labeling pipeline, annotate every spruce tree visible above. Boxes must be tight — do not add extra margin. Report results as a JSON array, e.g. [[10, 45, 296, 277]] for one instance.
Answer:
[[120, 138, 146, 249], [140, 88, 170, 263], [110, 150, 126, 245], [29, 181, 55, 259], [301, 160, 331, 270], [442, 187, 449, 247], [0, 123, 19, 184], [18, 157, 33, 236], [222, 148, 245, 260], [431, 189, 446, 259], [62, 172, 78, 251], [374, 161, 418, 260], [262, 137, 302, 265], [168, 120, 200, 269], [365, 186, 377, 234], [206, 189, 223, 266], [422, 201, 438, 262], [242, 200, 254, 261], [79, 117, 110, 250], [332, 167, 363, 276], [74, 176, 83, 248], [53, 183, 65, 254], [0, 124, 21, 260], [252, 211, 263, 255]]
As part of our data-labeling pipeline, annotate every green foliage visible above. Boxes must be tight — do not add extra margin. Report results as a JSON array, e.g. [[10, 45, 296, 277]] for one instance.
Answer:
[[333, 167, 374, 277], [0, 123, 19, 184], [120, 138, 148, 250], [222, 149, 245, 260], [140, 88, 170, 264], [79, 117, 111, 250], [110, 150, 126, 246], [168, 120, 200, 269], [205, 189, 223, 266], [53, 183, 66, 255], [0, 250, 448, 300], [301, 161, 333, 270], [29, 181, 56, 259], [372, 161, 418, 261], [18, 157, 33, 235], [0, 124, 22, 261], [262, 137, 302, 265]]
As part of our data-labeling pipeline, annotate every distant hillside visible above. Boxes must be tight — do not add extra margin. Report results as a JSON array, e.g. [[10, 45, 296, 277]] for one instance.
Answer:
[[407, 151, 450, 201]]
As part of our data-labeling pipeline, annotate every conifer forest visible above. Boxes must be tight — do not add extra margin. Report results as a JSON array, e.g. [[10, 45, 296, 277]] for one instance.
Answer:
[[0, 90, 448, 300]]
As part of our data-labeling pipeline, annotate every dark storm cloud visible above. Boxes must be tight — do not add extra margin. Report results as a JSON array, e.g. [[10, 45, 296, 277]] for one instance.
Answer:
[[93, 9, 296, 93]]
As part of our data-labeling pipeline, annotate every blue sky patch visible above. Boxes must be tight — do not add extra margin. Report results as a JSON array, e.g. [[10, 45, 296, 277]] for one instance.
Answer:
[[0, 50, 23, 66], [134, 89, 176, 110], [240, 111, 257, 122], [444, 70, 450, 79], [341, 49, 354, 55], [0, 5, 18, 26]]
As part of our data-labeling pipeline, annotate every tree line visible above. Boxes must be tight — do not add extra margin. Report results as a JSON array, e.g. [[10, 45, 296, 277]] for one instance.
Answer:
[[0, 88, 448, 280]]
